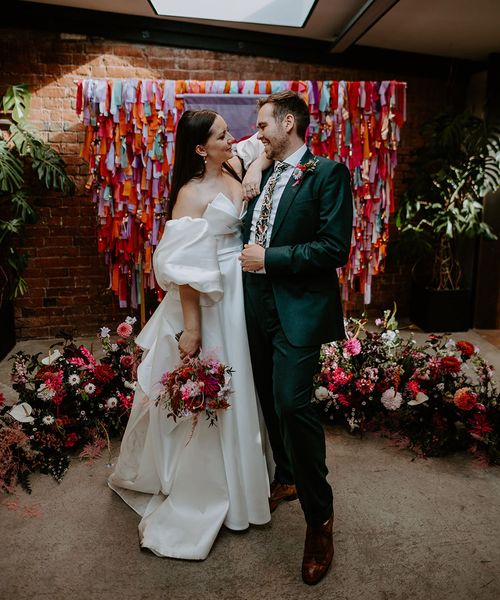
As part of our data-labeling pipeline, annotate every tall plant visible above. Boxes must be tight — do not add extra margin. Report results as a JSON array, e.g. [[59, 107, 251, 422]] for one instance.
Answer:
[[0, 84, 75, 303], [396, 110, 500, 290]]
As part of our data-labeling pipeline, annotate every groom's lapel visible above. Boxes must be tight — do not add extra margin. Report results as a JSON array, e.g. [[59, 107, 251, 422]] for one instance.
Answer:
[[270, 149, 314, 244]]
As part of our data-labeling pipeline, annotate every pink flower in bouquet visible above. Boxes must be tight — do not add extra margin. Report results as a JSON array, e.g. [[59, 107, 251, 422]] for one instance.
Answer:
[[117, 322, 133, 338], [42, 369, 63, 391], [381, 388, 403, 411], [440, 355, 462, 374], [343, 338, 361, 358], [119, 392, 134, 410], [337, 393, 350, 407], [329, 367, 352, 387], [453, 388, 477, 411]]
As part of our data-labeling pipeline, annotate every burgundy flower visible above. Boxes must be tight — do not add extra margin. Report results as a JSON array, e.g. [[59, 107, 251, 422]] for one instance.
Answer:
[[120, 355, 134, 370], [440, 356, 462, 374], [468, 414, 493, 439], [93, 364, 116, 383]]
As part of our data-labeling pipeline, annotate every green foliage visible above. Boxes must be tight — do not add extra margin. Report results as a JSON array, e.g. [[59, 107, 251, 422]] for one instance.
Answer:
[[0, 84, 75, 302], [396, 109, 500, 290]]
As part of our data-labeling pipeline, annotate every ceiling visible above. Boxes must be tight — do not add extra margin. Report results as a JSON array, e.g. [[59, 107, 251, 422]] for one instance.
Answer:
[[19, 0, 500, 61]]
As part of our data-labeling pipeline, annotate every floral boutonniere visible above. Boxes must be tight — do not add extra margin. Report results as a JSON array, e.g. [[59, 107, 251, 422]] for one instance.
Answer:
[[291, 158, 319, 187]]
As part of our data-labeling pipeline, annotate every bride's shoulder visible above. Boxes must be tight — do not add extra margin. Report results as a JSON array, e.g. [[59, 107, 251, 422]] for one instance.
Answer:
[[171, 182, 206, 219]]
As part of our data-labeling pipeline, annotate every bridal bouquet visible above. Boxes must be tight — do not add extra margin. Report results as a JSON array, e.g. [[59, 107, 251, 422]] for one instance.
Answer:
[[157, 355, 232, 428]]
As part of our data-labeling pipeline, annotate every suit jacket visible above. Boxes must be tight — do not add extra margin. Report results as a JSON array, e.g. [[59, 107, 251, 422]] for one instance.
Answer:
[[243, 149, 353, 347]]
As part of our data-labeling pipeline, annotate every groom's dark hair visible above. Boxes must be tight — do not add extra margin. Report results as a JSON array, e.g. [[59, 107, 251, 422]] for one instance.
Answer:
[[257, 91, 310, 140]]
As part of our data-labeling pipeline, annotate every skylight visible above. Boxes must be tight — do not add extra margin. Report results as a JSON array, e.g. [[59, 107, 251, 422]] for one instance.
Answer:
[[149, 0, 316, 28]]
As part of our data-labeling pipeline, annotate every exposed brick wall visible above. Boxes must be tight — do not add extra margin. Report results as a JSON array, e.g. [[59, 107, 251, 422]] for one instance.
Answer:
[[0, 29, 464, 338]]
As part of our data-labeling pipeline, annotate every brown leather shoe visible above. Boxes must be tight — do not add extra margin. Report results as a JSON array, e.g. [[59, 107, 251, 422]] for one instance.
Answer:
[[269, 481, 298, 513], [301, 514, 334, 585]]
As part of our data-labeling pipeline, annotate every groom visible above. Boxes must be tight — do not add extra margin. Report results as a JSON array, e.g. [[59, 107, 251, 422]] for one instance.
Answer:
[[239, 91, 353, 585]]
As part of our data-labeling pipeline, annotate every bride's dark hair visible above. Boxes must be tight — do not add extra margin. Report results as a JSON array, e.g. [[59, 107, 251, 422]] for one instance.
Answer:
[[169, 109, 218, 211]]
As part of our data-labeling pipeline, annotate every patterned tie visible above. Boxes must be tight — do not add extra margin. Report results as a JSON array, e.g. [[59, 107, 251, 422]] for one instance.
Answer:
[[254, 161, 288, 247]]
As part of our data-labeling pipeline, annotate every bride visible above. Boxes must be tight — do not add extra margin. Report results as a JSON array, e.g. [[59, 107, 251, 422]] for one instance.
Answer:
[[108, 109, 271, 560]]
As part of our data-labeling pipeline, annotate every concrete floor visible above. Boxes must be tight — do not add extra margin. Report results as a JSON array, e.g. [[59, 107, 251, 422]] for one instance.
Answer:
[[1, 330, 499, 600]]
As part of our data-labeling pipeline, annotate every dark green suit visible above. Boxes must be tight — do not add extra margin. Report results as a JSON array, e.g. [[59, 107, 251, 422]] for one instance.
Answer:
[[243, 149, 353, 526]]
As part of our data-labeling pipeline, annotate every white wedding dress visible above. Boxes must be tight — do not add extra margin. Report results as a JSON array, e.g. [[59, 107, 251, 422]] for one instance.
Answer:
[[108, 192, 271, 560]]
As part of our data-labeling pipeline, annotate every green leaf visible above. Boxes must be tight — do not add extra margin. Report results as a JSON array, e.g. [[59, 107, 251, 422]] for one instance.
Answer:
[[2, 84, 31, 123], [0, 140, 24, 192], [11, 190, 37, 222]]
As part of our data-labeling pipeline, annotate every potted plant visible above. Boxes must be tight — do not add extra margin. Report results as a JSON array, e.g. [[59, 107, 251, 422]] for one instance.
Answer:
[[396, 109, 500, 331], [0, 84, 75, 359]]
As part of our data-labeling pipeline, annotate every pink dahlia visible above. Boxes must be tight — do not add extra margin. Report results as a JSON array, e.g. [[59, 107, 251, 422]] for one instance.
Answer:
[[116, 322, 133, 338], [120, 355, 134, 370], [343, 338, 362, 357]]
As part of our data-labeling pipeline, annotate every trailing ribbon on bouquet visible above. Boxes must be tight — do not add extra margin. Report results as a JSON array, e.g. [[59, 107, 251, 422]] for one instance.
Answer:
[[77, 79, 406, 308]]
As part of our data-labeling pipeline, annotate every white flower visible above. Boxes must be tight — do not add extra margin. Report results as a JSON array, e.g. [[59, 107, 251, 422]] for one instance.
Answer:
[[315, 386, 329, 401], [445, 338, 456, 348], [347, 416, 360, 431], [111, 343, 119, 352], [381, 388, 403, 411], [381, 330, 397, 343], [9, 402, 35, 423], [106, 397, 118, 409], [68, 374, 80, 386], [124, 380, 136, 390], [100, 327, 111, 338], [37, 383, 56, 401], [41, 349, 62, 365], [125, 316, 137, 325], [84, 383, 96, 395], [42, 415, 55, 425], [408, 392, 429, 406]]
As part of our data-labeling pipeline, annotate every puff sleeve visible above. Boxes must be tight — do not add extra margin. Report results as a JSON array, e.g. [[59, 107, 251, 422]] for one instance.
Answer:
[[234, 132, 264, 170], [153, 217, 223, 305]]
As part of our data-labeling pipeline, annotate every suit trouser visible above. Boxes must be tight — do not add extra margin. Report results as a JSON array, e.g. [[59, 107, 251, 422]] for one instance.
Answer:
[[244, 273, 333, 527]]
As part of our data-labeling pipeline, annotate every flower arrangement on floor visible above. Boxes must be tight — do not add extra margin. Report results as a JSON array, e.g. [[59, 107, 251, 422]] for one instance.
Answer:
[[313, 306, 500, 463], [0, 318, 141, 494]]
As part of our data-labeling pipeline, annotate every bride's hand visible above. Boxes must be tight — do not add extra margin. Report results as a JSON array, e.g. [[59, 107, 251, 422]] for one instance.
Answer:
[[178, 329, 201, 359], [242, 162, 262, 201]]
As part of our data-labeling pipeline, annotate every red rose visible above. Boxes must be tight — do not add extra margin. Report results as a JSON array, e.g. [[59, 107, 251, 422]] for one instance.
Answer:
[[64, 432, 79, 448], [0, 392, 5, 408], [440, 356, 462, 374], [453, 388, 477, 411], [456, 341, 475, 358]]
